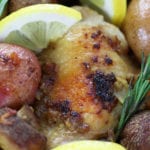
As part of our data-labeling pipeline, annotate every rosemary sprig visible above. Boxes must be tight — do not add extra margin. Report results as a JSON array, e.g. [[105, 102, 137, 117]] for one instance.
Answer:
[[116, 54, 150, 140], [0, 0, 8, 19]]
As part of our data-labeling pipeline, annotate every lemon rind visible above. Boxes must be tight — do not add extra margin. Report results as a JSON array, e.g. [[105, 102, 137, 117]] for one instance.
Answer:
[[0, 4, 82, 23], [112, 0, 127, 26], [0, 4, 82, 39], [52, 140, 126, 150]]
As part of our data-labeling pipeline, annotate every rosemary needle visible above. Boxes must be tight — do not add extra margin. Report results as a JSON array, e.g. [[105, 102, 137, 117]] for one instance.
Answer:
[[116, 54, 150, 140], [0, 0, 8, 19]]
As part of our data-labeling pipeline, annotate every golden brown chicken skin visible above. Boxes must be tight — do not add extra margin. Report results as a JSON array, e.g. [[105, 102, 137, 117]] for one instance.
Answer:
[[34, 7, 137, 149]]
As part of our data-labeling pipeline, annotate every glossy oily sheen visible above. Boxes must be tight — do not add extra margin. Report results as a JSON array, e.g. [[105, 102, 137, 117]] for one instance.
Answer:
[[122, 0, 150, 62]]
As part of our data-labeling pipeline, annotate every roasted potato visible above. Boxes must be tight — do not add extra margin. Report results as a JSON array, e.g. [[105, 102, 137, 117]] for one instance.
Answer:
[[0, 43, 41, 109], [122, 0, 150, 62], [120, 111, 150, 150]]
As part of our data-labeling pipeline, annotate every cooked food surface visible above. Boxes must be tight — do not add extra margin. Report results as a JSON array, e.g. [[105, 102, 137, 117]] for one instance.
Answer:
[[122, 0, 150, 62], [8, 0, 58, 13], [34, 7, 136, 148], [17, 105, 40, 129], [0, 107, 46, 150], [0, 43, 41, 109], [120, 111, 150, 150]]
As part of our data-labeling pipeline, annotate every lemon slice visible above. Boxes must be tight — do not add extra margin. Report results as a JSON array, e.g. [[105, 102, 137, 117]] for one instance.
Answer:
[[80, 0, 126, 26], [52, 140, 126, 150], [0, 4, 82, 53]]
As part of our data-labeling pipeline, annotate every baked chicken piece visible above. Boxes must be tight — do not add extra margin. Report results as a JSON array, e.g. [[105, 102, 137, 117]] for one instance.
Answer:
[[34, 7, 138, 149]]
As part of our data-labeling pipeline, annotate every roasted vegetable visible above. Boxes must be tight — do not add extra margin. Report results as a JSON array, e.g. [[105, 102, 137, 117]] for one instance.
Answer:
[[122, 0, 150, 62], [0, 43, 41, 109], [120, 111, 150, 150], [0, 107, 46, 150]]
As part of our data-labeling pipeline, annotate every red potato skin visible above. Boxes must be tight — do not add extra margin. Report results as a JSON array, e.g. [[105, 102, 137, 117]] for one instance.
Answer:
[[0, 43, 41, 109]]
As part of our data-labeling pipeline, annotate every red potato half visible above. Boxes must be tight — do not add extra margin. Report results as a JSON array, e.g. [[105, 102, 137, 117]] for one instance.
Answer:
[[0, 43, 41, 108]]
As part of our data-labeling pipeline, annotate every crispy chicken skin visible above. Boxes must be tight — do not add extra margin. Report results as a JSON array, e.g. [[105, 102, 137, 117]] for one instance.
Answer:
[[34, 7, 137, 149]]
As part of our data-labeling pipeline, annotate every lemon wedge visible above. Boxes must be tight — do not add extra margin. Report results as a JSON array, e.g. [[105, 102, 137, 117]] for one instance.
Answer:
[[80, 0, 126, 26], [0, 4, 82, 53], [52, 140, 126, 150]]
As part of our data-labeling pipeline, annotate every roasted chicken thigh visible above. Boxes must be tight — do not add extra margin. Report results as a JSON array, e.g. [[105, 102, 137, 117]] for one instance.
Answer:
[[34, 7, 137, 149]]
